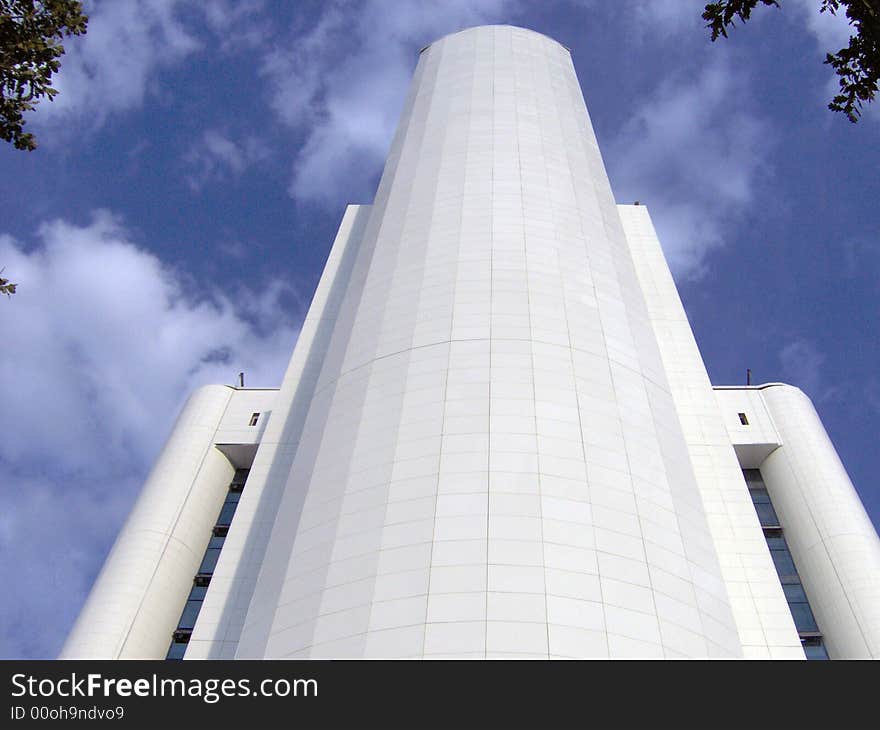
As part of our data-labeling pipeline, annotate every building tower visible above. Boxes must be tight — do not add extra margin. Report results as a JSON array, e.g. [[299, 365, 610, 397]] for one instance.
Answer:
[[61, 25, 880, 660]]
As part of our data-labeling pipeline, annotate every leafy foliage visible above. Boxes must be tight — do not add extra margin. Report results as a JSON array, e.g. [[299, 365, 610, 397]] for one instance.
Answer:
[[703, 0, 880, 122], [1, 269, 16, 296], [0, 0, 88, 151], [1, 1, 87, 296], [703, 0, 782, 40]]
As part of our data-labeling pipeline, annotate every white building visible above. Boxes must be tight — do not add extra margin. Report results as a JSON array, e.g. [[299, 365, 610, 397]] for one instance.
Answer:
[[61, 25, 880, 660]]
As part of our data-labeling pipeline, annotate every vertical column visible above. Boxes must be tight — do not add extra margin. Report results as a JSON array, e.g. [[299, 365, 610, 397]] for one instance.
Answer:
[[230, 205, 372, 658], [61, 385, 234, 658], [760, 384, 880, 658], [240, 25, 743, 659], [620, 205, 801, 658]]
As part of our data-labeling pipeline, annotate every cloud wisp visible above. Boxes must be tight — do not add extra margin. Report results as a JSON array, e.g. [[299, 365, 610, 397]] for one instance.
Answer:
[[607, 59, 772, 279], [259, 0, 775, 275], [0, 212, 297, 657], [33, 0, 272, 139], [262, 0, 521, 207], [790, 0, 879, 122], [779, 338, 843, 404], [632, 0, 706, 39], [184, 129, 270, 191], [38, 0, 200, 131]]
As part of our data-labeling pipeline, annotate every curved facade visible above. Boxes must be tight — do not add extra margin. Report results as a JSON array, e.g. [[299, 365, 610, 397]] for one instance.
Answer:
[[62, 25, 879, 660], [235, 25, 740, 658], [759, 385, 880, 658], [61, 385, 236, 659]]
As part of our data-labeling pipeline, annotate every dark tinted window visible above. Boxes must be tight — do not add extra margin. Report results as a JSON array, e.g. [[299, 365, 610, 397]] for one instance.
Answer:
[[178, 600, 202, 630], [783, 583, 808, 603], [166, 641, 187, 660], [167, 468, 250, 660], [749, 488, 771, 503], [771, 549, 797, 577], [789, 602, 819, 633], [754, 501, 780, 527], [199, 548, 221, 575], [742, 469, 829, 660], [802, 639, 829, 660], [216, 501, 237, 527]]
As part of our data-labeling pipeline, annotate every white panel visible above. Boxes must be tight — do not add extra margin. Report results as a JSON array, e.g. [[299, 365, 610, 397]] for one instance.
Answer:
[[225, 204, 373, 658], [60, 385, 234, 658], [618, 204, 800, 658], [759, 384, 880, 658], [236, 26, 739, 658], [68, 26, 815, 660]]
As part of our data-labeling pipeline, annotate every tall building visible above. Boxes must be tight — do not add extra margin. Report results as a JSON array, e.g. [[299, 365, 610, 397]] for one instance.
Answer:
[[61, 25, 880, 660]]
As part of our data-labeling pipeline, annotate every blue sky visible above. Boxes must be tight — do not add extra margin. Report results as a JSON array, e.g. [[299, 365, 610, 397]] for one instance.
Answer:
[[0, 0, 877, 659]]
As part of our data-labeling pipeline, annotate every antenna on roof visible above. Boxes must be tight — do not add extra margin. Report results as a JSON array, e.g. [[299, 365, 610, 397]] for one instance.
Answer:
[[746, 368, 751, 386], [239, 372, 245, 388]]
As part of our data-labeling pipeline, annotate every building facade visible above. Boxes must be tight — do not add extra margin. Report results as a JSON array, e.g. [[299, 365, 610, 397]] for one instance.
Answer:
[[61, 25, 880, 660]]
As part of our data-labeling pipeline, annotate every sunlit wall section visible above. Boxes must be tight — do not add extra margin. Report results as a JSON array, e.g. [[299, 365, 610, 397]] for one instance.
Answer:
[[60, 385, 234, 659], [619, 205, 802, 658], [190, 204, 372, 659], [759, 384, 880, 658], [237, 25, 741, 659]]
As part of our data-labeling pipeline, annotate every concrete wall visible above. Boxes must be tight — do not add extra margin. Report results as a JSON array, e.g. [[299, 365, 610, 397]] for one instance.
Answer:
[[185, 205, 371, 659], [621, 206, 802, 658], [235, 25, 741, 659], [69, 25, 880, 661], [60, 385, 235, 658], [759, 385, 880, 658]]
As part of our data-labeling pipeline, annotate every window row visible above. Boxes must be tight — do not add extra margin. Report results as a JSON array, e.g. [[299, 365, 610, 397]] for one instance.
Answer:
[[166, 468, 249, 660], [744, 469, 828, 660]]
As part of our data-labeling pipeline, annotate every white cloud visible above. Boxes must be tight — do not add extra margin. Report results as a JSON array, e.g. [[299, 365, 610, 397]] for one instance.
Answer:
[[779, 338, 841, 403], [788, 0, 879, 122], [632, 0, 706, 37], [200, 0, 270, 52], [260, 4, 348, 130], [34, 0, 273, 135], [39, 0, 200, 129], [263, 0, 521, 207], [780, 339, 824, 398], [842, 234, 880, 278], [0, 212, 298, 657], [265, 0, 773, 272], [867, 378, 880, 416], [792, 0, 853, 52], [607, 60, 771, 278], [185, 129, 270, 190], [0, 471, 137, 659]]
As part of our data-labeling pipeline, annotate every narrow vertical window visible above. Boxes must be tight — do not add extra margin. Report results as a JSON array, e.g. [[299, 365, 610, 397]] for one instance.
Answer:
[[248, 412, 260, 426], [738, 412, 749, 425], [744, 469, 829, 660], [166, 468, 250, 660]]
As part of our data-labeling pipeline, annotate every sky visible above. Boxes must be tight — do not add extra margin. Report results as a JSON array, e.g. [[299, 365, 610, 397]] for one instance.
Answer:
[[0, 0, 877, 659]]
